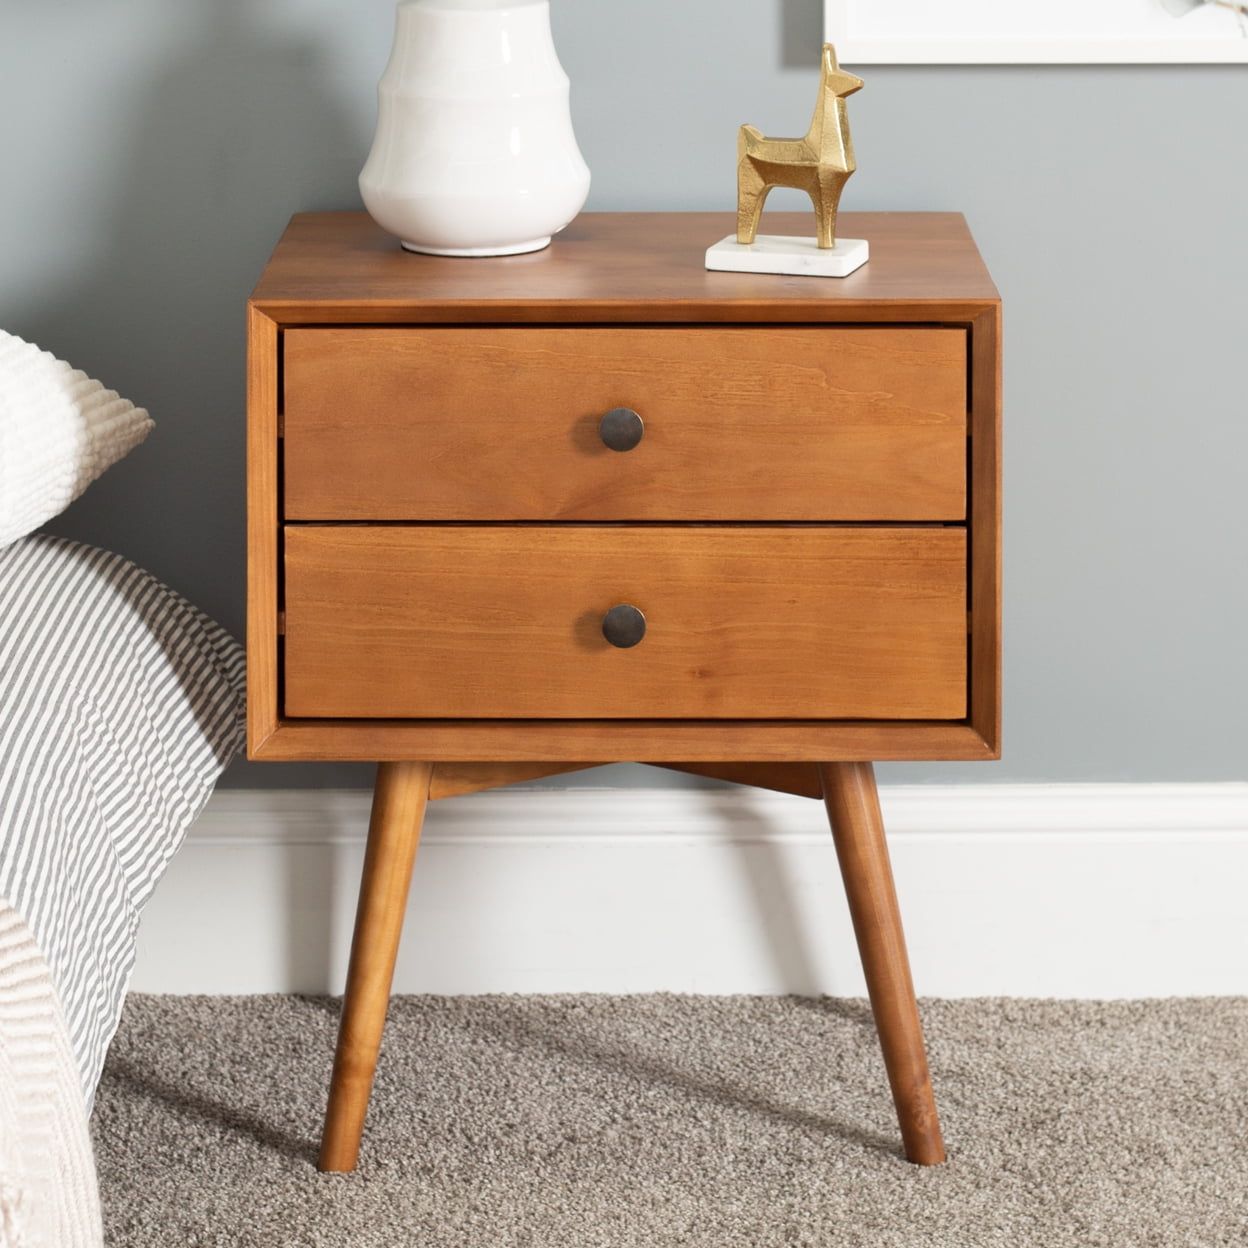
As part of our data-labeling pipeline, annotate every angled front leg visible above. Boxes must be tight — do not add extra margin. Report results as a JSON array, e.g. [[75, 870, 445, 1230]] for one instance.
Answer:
[[818, 762, 945, 1165], [319, 761, 432, 1172], [736, 162, 771, 245]]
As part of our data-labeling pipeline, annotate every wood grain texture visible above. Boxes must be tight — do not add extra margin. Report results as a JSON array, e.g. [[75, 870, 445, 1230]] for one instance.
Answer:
[[429, 762, 599, 799], [319, 761, 432, 1172], [245, 306, 280, 755], [250, 719, 996, 763], [251, 212, 999, 323], [649, 763, 823, 798], [283, 326, 967, 522], [283, 526, 968, 721], [243, 211, 1002, 1179], [819, 762, 945, 1165], [247, 210, 1001, 765], [969, 307, 1003, 757], [430, 762, 825, 799]]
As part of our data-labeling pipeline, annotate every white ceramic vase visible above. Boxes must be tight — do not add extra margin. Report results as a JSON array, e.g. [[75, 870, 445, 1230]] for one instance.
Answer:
[[359, 0, 591, 257]]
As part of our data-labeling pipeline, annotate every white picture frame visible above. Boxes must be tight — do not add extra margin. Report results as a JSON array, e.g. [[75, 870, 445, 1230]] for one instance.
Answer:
[[824, 0, 1248, 63]]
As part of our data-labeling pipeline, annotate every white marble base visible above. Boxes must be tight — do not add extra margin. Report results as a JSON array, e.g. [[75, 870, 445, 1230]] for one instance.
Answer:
[[705, 234, 869, 278]]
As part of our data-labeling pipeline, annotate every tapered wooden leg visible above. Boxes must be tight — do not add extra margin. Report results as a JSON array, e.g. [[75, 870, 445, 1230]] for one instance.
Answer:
[[818, 762, 946, 1165], [319, 761, 432, 1172]]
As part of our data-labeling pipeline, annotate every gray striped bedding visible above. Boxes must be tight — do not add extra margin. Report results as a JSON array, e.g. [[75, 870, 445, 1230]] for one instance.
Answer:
[[0, 534, 245, 1106]]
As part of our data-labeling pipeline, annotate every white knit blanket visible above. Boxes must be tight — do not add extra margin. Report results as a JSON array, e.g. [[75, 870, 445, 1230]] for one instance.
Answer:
[[0, 902, 102, 1248]]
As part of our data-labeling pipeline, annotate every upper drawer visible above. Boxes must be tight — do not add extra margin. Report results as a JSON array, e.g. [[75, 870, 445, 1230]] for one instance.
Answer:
[[283, 327, 967, 521]]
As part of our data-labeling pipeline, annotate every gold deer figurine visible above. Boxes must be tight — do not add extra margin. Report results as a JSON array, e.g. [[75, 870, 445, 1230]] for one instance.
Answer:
[[737, 44, 863, 250]]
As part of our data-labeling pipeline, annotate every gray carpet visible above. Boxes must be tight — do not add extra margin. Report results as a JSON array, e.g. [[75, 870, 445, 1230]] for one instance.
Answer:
[[91, 996, 1248, 1247]]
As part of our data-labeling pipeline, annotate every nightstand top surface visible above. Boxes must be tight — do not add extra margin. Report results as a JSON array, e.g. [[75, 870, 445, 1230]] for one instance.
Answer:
[[251, 211, 998, 320]]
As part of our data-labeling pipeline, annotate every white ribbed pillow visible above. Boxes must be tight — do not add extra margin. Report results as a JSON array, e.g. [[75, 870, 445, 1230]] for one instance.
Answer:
[[0, 332, 153, 548]]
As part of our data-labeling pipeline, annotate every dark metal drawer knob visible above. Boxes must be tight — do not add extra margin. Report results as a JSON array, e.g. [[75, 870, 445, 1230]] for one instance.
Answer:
[[598, 407, 644, 452], [602, 603, 646, 648]]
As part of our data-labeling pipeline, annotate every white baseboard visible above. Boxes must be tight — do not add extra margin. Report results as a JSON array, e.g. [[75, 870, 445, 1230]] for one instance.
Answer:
[[134, 783, 1248, 998]]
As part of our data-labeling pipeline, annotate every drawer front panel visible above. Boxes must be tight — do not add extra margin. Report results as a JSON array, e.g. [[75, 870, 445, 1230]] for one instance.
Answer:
[[283, 327, 967, 522], [284, 526, 968, 720]]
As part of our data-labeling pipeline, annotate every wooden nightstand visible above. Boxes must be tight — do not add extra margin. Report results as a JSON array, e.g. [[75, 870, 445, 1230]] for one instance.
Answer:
[[247, 211, 1001, 1172]]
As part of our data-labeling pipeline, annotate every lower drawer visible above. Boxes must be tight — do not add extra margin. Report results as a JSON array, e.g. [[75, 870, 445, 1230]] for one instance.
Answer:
[[283, 526, 968, 720]]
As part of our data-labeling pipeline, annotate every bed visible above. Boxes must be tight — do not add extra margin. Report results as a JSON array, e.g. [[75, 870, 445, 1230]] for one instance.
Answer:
[[0, 533, 245, 1246]]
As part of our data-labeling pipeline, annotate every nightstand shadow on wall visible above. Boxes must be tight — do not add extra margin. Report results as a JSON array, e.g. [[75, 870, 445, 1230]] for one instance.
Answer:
[[727, 798, 845, 998], [270, 767, 849, 998], [11, 0, 369, 785], [280, 821, 340, 996]]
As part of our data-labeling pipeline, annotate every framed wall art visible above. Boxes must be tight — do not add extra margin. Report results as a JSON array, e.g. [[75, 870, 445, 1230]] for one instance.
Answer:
[[824, 0, 1248, 63]]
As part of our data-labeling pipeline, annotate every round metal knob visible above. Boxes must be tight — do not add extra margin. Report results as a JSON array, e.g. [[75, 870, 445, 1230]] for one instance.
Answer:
[[602, 604, 646, 649], [598, 407, 644, 452]]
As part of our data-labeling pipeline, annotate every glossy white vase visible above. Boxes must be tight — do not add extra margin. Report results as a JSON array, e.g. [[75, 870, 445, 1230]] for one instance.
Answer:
[[360, 0, 591, 257]]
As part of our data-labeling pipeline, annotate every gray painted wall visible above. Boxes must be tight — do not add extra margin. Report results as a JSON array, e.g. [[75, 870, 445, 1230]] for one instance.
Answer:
[[2, 0, 1244, 789]]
